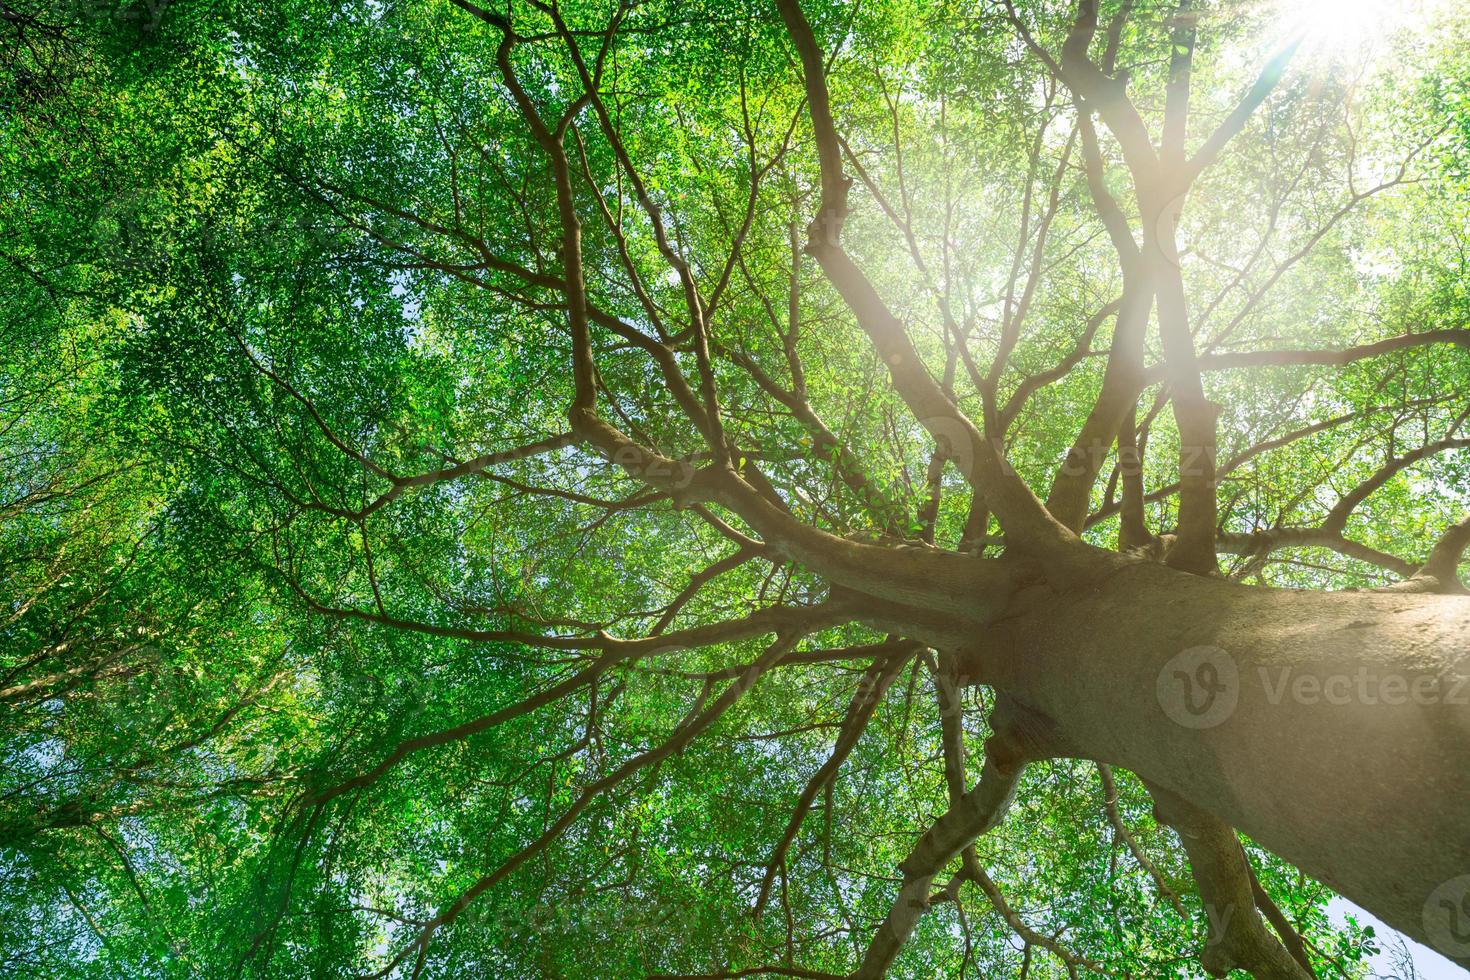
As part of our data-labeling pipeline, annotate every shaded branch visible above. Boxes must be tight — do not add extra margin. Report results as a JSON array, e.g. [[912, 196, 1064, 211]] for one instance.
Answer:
[[1149, 785, 1313, 979]]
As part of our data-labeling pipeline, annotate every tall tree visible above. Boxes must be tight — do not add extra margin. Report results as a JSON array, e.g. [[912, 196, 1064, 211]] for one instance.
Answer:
[[3, 0, 1469, 977]]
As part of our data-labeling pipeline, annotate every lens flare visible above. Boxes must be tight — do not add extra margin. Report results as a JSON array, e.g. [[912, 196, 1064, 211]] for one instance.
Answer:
[[1278, 0, 1437, 59]]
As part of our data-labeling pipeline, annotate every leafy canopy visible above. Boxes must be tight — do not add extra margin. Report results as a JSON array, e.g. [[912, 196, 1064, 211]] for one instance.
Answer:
[[2, 0, 1468, 977]]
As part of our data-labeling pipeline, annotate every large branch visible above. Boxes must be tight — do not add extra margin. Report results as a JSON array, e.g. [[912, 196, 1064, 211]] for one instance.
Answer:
[[437, 18, 1003, 614], [774, 0, 1074, 556], [547, 6, 731, 461], [286, 578, 858, 655], [849, 697, 1060, 978], [1038, 69, 1150, 534], [1043, 174, 1153, 530], [1032, 0, 1300, 574], [1149, 786, 1313, 979], [850, 755, 1027, 978], [1151, 262, 1219, 576], [1404, 515, 1470, 593], [1143, 328, 1470, 381], [1009, 0, 1222, 568], [1217, 527, 1415, 578], [1184, 37, 1303, 184], [934, 673, 1106, 975], [1034, 0, 1158, 179]]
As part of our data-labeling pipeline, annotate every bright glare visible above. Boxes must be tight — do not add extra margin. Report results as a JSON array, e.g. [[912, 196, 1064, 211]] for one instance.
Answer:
[[1278, 0, 1437, 59]]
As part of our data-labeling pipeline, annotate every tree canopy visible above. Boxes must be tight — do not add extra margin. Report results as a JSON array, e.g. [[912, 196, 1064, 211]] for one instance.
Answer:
[[3, 0, 1469, 977]]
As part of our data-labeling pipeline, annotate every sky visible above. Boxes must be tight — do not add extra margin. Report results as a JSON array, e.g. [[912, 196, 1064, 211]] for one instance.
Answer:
[[1329, 898, 1466, 979]]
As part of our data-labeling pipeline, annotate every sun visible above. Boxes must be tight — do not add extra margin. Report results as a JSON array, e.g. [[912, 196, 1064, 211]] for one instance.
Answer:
[[1276, 0, 1439, 59], [1291, 0, 1381, 47]]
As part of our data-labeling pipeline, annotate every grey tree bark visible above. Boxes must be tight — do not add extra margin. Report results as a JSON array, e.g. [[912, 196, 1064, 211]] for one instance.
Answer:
[[967, 561, 1470, 968]]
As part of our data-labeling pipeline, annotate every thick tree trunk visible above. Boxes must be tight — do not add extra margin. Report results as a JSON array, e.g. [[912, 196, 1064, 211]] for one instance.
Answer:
[[969, 562, 1470, 966]]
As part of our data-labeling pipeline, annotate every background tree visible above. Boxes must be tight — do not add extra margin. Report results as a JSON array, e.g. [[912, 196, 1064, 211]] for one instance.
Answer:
[[3, 0, 1469, 977]]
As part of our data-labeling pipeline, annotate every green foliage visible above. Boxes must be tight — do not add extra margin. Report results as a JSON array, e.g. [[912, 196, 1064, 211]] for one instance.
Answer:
[[2, 0, 1466, 976]]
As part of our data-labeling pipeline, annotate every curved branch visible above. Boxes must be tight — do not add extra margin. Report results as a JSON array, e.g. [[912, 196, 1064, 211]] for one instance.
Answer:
[[1321, 436, 1470, 536], [1097, 763, 1187, 918], [753, 650, 911, 914], [369, 634, 800, 980], [774, 0, 1073, 554], [848, 696, 1058, 979], [1148, 785, 1312, 980], [956, 853, 1109, 977], [1217, 527, 1415, 578]]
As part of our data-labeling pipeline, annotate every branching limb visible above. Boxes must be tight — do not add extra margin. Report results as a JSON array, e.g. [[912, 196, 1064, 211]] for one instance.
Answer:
[[368, 634, 801, 980], [949, 852, 1108, 977], [720, 343, 907, 533], [848, 697, 1057, 979], [1391, 515, 1470, 594], [1087, 396, 1457, 530], [282, 571, 858, 654], [1210, 434, 1470, 579], [648, 968, 842, 980], [774, 0, 1074, 556], [753, 650, 911, 914], [998, 296, 1120, 433], [1038, 80, 1151, 535], [652, 547, 765, 636], [1156, 329, 1470, 381], [1217, 527, 1415, 578], [302, 657, 612, 808], [1320, 436, 1470, 537], [1148, 785, 1313, 979], [1184, 37, 1303, 184], [1097, 764, 1187, 917]]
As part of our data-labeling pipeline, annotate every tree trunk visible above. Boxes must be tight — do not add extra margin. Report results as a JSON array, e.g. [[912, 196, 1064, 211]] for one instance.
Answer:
[[969, 562, 1470, 966]]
